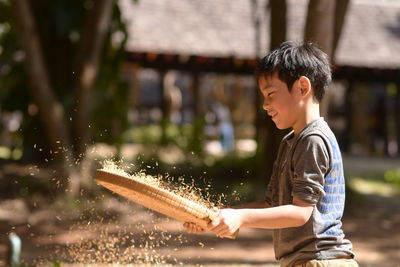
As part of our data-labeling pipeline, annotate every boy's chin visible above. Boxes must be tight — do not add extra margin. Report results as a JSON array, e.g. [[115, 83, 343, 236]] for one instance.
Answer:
[[276, 126, 290, 130], [274, 122, 291, 130]]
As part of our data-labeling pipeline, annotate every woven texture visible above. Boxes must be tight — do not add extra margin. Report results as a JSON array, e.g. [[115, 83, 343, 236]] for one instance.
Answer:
[[94, 170, 217, 229]]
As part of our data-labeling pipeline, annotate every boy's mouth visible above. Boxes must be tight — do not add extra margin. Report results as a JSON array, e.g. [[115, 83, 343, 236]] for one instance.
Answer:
[[268, 110, 277, 119]]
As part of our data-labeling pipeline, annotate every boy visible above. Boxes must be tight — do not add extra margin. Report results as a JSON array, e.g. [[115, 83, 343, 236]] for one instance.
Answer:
[[184, 41, 357, 267]]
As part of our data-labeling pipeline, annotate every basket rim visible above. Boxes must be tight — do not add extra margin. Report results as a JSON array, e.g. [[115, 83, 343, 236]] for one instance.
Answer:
[[94, 169, 216, 227]]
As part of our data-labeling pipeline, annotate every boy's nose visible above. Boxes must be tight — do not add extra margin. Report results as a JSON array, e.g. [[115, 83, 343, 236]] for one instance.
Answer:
[[262, 98, 270, 110]]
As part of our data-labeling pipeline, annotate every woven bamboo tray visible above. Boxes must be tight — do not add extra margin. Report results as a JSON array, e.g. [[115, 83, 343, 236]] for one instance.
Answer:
[[94, 169, 218, 230]]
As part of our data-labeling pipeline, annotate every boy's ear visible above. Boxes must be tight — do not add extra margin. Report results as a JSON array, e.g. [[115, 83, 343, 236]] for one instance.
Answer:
[[298, 76, 312, 97]]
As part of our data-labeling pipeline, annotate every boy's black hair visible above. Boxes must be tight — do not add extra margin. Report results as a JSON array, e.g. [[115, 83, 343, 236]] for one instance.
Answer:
[[255, 41, 332, 102]]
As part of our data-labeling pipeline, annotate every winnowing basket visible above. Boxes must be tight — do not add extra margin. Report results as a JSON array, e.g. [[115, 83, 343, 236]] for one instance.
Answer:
[[94, 169, 217, 229]]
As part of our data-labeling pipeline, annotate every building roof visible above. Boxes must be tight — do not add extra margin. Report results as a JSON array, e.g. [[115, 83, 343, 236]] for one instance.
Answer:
[[119, 0, 400, 69]]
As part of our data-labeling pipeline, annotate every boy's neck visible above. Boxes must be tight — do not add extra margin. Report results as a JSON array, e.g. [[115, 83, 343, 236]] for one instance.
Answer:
[[293, 103, 320, 136]]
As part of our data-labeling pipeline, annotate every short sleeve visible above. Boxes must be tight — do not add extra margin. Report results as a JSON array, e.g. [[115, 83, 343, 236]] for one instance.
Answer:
[[265, 173, 274, 205], [291, 135, 330, 204]]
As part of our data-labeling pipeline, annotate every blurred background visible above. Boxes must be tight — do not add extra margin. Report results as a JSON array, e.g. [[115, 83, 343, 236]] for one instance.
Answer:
[[0, 0, 399, 266]]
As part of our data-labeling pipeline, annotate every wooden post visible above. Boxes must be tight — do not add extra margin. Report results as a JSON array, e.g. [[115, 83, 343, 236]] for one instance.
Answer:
[[189, 71, 204, 154], [396, 83, 400, 156], [343, 80, 353, 153], [125, 63, 141, 125], [160, 69, 168, 145]]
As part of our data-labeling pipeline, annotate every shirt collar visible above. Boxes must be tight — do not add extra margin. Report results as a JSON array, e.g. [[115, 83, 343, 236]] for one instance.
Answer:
[[285, 117, 324, 147]]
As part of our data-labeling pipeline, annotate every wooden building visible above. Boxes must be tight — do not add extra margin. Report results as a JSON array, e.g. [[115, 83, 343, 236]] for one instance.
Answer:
[[118, 0, 400, 156]]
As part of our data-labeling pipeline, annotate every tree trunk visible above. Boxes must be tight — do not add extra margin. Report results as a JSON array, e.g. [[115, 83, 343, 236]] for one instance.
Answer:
[[269, 0, 287, 51], [305, 0, 336, 119], [73, 0, 114, 158], [333, 0, 350, 59], [304, 0, 336, 57], [260, 0, 288, 181], [252, 0, 263, 143], [11, 0, 77, 192]]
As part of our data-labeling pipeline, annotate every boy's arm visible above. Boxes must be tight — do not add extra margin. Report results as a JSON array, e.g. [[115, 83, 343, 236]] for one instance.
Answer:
[[232, 200, 271, 209], [208, 197, 313, 238], [238, 197, 313, 228], [182, 200, 270, 235]]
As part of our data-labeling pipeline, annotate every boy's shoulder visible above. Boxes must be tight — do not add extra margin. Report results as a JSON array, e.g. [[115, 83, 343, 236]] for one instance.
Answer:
[[294, 118, 343, 164], [289, 118, 337, 156], [281, 118, 333, 143], [303, 117, 330, 133], [279, 118, 339, 161], [298, 118, 335, 142]]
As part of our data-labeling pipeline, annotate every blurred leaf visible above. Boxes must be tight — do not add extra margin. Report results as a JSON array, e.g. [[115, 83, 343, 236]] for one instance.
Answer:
[[384, 168, 400, 185]]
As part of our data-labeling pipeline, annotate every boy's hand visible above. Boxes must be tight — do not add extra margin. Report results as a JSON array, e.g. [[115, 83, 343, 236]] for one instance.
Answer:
[[208, 208, 242, 238], [183, 222, 205, 235]]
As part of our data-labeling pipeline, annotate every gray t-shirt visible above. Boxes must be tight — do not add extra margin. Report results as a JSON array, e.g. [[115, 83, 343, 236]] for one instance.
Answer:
[[265, 118, 354, 267]]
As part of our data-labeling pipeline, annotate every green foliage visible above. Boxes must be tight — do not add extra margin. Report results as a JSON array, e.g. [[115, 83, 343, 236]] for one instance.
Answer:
[[123, 125, 163, 145], [202, 153, 264, 202], [0, 0, 28, 112], [122, 122, 205, 152], [0, 0, 132, 161], [0, 173, 52, 200], [384, 168, 400, 186], [126, 146, 264, 204], [187, 117, 206, 154], [0, 0, 49, 159]]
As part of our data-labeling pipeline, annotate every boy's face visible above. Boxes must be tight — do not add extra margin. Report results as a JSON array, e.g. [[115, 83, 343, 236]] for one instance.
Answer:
[[258, 72, 300, 130]]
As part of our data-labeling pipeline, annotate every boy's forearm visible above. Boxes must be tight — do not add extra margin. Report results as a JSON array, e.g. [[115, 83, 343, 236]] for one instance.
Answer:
[[232, 200, 271, 209], [238, 204, 313, 229]]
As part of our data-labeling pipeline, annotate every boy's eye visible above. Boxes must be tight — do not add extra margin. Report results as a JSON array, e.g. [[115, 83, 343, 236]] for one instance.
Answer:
[[268, 92, 274, 96]]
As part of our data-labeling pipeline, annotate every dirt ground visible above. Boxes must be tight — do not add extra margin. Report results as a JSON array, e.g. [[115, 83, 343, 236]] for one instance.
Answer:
[[0, 156, 400, 267], [0, 189, 399, 267]]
